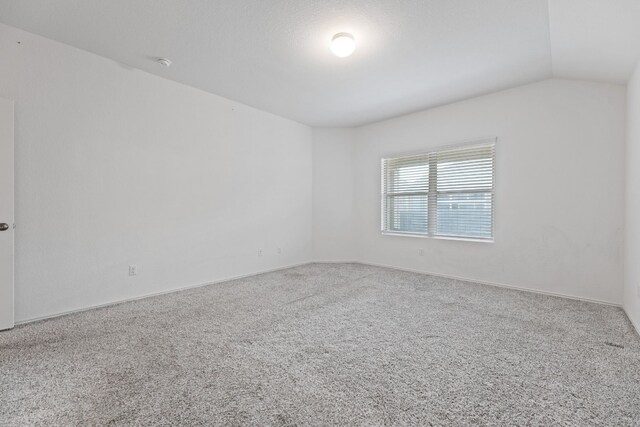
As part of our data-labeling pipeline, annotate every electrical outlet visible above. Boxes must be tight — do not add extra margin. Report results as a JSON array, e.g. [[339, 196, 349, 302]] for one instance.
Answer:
[[258, 248, 263, 257], [418, 248, 424, 256], [277, 247, 282, 254], [129, 265, 137, 276]]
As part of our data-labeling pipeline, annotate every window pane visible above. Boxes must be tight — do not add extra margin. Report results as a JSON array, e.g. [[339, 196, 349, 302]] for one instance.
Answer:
[[436, 192, 492, 238], [387, 163, 428, 193], [437, 158, 493, 192], [386, 194, 428, 234], [382, 142, 494, 240]]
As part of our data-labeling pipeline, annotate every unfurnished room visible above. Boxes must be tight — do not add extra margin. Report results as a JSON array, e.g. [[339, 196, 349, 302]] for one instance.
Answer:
[[1, 1, 640, 425]]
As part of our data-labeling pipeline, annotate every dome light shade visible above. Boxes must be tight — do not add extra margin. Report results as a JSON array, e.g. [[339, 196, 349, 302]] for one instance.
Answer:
[[331, 32, 355, 57]]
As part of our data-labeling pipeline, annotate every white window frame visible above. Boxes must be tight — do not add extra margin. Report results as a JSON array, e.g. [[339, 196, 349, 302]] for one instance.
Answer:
[[381, 137, 496, 242]]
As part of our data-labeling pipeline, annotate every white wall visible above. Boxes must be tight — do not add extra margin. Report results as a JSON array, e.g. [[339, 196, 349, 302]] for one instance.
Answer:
[[0, 21, 629, 322], [624, 61, 640, 330], [349, 79, 626, 304], [0, 23, 313, 323], [312, 128, 356, 261]]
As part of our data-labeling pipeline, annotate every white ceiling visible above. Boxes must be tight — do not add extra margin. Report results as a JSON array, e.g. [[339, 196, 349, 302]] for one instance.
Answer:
[[0, 0, 638, 127], [549, 0, 640, 84]]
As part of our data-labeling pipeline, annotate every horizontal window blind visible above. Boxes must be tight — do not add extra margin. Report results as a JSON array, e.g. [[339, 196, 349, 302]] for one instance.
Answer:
[[382, 141, 495, 240], [382, 154, 430, 234]]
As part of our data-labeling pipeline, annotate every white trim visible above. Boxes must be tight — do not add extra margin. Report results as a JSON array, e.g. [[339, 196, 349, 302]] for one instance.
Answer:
[[14, 260, 632, 332], [312, 260, 359, 264], [354, 261, 621, 307], [381, 231, 494, 243], [380, 136, 497, 159], [15, 261, 312, 326]]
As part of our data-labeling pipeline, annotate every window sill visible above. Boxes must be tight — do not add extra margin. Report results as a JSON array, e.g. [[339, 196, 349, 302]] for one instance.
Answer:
[[381, 231, 494, 243]]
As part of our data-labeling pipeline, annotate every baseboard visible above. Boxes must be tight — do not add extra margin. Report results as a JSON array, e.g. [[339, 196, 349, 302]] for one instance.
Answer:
[[353, 261, 622, 307], [312, 259, 359, 264], [13, 259, 628, 329], [623, 307, 640, 337], [15, 261, 313, 327]]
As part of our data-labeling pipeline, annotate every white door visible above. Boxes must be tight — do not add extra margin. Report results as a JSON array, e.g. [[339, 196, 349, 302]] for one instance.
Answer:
[[0, 98, 14, 330]]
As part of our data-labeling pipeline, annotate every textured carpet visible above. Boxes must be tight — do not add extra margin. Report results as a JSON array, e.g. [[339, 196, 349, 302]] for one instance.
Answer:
[[1, 263, 639, 426]]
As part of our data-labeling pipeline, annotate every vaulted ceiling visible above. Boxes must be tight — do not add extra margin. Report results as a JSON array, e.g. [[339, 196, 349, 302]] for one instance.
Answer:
[[0, 0, 638, 127]]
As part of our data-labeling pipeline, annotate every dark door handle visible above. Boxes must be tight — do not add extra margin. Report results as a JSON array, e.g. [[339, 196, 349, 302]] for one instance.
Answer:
[[0, 223, 9, 231]]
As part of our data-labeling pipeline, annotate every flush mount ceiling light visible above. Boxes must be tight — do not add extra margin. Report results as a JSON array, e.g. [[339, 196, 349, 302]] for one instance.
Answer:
[[331, 32, 355, 58]]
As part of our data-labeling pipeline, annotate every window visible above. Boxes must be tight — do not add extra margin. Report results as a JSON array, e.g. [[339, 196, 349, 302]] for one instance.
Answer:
[[382, 140, 495, 241]]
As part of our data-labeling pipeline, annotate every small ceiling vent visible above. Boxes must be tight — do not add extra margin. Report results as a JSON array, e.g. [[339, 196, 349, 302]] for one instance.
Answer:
[[156, 57, 172, 67]]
